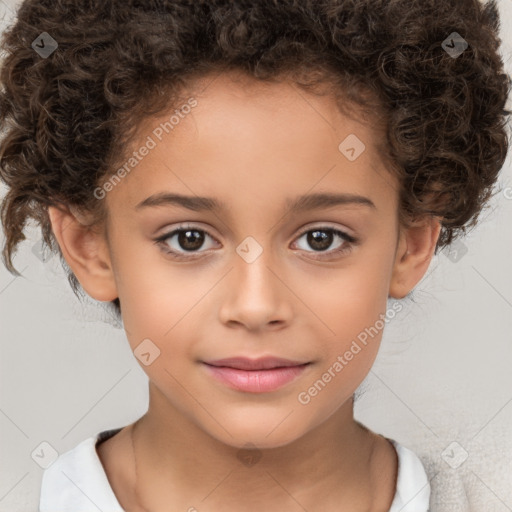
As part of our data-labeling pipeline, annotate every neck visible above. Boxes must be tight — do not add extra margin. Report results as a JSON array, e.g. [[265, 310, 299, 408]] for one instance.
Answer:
[[128, 383, 385, 511]]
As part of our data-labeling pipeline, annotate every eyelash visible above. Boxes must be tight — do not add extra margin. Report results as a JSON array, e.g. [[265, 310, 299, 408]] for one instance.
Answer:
[[153, 224, 358, 261]]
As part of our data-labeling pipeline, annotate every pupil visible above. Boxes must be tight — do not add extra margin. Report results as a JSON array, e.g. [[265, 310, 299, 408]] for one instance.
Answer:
[[179, 230, 204, 251], [175, 229, 334, 252], [308, 230, 332, 251]]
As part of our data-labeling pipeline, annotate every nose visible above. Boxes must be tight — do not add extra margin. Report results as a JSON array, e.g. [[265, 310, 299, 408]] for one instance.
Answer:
[[218, 245, 293, 332]]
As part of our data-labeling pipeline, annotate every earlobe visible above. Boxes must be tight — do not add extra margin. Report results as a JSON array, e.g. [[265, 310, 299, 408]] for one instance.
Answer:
[[47, 205, 118, 302], [388, 217, 442, 299]]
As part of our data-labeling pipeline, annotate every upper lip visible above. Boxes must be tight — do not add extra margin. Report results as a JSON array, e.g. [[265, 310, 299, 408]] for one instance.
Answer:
[[203, 357, 310, 370]]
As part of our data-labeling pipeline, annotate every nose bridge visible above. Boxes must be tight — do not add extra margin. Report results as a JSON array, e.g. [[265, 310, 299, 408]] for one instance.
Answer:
[[218, 234, 292, 329], [234, 234, 281, 303]]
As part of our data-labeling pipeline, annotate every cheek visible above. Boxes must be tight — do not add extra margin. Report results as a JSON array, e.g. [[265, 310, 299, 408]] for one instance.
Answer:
[[295, 254, 393, 390], [296, 290, 387, 415], [300, 261, 391, 341], [109, 233, 190, 334], [114, 259, 216, 372]]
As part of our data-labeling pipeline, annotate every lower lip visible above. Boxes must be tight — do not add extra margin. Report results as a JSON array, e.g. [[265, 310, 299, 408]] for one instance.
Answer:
[[202, 363, 310, 393]]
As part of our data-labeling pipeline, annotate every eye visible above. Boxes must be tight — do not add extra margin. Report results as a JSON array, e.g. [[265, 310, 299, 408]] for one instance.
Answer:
[[154, 224, 358, 261], [291, 226, 357, 259], [154, 224, 219, 259]]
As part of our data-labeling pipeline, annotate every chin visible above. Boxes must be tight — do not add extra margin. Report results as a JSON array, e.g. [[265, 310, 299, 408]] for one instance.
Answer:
[[204, 419, 309, 451]]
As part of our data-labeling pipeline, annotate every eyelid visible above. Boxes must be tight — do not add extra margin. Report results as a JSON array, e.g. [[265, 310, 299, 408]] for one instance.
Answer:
[[154, 222, 358, 259], [153, 223, 220, 258], [294, 222, 356, 239], [291, 225, 357, 259]]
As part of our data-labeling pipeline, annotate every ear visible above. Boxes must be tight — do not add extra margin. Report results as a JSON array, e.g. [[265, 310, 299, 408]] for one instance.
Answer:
[[389, 216, 442, 299], [47, 205, 118, 302]]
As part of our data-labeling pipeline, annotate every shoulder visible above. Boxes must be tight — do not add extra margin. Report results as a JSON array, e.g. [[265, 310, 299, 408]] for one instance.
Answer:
[[39, 427, 125, 512], [387, 438, 431, 512]]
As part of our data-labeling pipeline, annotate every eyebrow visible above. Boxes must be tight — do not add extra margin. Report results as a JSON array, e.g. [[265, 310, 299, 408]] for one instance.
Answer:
[[135, 191, 376, 213]]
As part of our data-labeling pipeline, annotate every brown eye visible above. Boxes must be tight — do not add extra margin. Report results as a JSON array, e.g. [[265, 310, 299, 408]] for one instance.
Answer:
[[154, 224, 219, 258], [307, 230, 333, 251], [292, 227, 357, 259], [176, 229, 205, 251]]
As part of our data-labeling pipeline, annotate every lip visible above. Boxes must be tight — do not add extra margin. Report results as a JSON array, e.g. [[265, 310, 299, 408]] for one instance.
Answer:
[[204, 356, 309, 370], [202, 357, 311, 393]]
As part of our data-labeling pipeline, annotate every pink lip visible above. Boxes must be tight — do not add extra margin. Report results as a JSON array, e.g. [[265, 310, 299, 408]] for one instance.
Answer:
[[202, 357, 311, 393], [204, 356, 309, 370]]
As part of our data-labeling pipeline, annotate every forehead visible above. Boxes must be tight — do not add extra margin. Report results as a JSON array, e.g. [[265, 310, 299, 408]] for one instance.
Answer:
[[105, 72, 397, 215]]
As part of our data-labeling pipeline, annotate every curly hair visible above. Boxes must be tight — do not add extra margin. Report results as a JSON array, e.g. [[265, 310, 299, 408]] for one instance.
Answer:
[[0, 0, 510, 320]]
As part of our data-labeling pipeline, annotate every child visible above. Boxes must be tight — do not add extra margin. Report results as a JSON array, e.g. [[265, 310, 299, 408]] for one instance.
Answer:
[[0, 0, 510, 511]]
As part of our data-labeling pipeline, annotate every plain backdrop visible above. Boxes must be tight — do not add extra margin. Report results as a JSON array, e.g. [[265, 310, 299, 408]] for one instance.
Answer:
[[0, 1, 511, 511]]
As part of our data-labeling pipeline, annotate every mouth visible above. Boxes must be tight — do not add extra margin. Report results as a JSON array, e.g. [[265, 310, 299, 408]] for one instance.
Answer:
[[203, 356, 310, 371], [202, 357, 312, 393]]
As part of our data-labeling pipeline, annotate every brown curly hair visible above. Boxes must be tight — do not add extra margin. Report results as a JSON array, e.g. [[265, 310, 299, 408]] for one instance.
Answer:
[[0, 0, 510, 320]]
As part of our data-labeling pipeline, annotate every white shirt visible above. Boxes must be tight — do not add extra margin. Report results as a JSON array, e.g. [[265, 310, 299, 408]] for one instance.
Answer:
[[39, 427, 431, 511]]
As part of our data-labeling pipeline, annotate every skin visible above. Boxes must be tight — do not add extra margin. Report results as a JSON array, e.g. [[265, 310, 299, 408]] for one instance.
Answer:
[[48, 71, 441, 511]]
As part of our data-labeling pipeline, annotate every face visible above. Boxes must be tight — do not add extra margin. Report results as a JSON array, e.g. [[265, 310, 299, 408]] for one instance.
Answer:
[[59, 72, 424, 449]]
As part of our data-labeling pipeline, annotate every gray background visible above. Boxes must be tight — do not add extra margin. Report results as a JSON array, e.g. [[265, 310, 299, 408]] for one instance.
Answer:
[[1, 0, 511, 511]]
